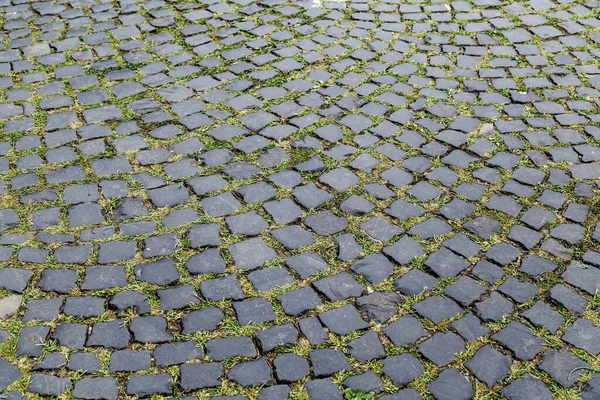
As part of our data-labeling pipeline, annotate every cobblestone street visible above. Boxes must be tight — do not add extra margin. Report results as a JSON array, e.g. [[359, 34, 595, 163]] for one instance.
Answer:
[[1, 0, 600, 398]]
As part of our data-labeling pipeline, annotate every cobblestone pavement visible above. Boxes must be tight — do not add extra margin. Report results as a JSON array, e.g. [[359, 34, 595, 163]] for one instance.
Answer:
[[0, 0, 600, 399]]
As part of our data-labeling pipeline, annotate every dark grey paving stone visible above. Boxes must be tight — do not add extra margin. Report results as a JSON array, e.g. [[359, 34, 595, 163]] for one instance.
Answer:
[[236, 182, 276, 204], [273, 353, 309, 383], [475, 292, 514, 322], [23, 298, 62, 322], [304, 211, 348, 236], [200, 192, 242, 217], [541, 238, 575, 261], [247, 266, 294, 292], [130, 316, 172, 343], [126, 373, 172, 397], [501, 373, 552, 400], [427, 368, 473, 400], [539, 349, 590, 387], [119, 221, 155, 236], [256, 323, 299, 353], [313, 273, 365, 301], [110, 291, 151, 316], [444, 276, 487, 306], [81, 266, 127, 290], [189, 224, 222, 248], [234, 298, 276, 325], [90, 156, 130, 176], [0, 268, 33, 293], [147, 185, 190, 208], [348, 330, 386, 362], [383, 315, 427, 347], [16, 247, 49, 264], [263, 199, 303, 224], [52, 323, 87, 350], [360, 217, 403, 243], [466, 345, 511, 388], [414, 296, 464, 323], [31, 208, 61, 230], [384, 236, 426, 265], [298, 317, 327, 346], [63, 184, 100, 204], [158, 285, 201, 311], [310, 348, 352, 378], [154, 340, 204, 367], [68, 204, 106, 228], [520, 206, 556, 230], [206, 336, 257, 361], [0, 356, 22, 392], [286, 252, 329, 279], [581, 374, 600, 400], [259, 148, 290, 169], [306, 378, 343, 400], [258, 385, 291, 400], [143, 233, 179, 258], [382, 354, 424, 387], [293, 183, 333, 209], [224, 161, 261, 180], [351, 254, 394, 285], [472, 260, 505, 284], [425, 248, 469, 278], [200, 275, 246, 301], [180, 362, 224, 390], [271, 226, 314, 250], [183, 307, 224, 334], [562, 318, 600, 355], [418, 332, 465, 366], [394, 269, 439, 296], [87, 320, 130, 349], [198, 150, 234, 168], [451, 314, 490, 343], [522, 301, 564, 334], [492, 321, 544, 360], [562, 262, 600, 296], [319, 305, 369, 335], [97, 241, 137, 264], [320, 167, 360, 192], [356, 292, 401, 323], [72, 377, 118, 400], [454, 183, 487, 201], [343, 371, 384, 394], [564, 203, 589, 223], [134, 258, 180, 285], [108, 197, 148, 222], [498, 277, 538, 303], [508, 225, 543, 250], [334, 233, 362, 262], [33, 352, 66, 371], [64, 296, 105, 318], [187, 175, 228, 196], [229, 237, 277, 271], [463, 215, 502, 239], [185, 246, 226, 274], [29, 374, 71, 396], [278, 286, 323, 316], [228, 358, 273, 388], [550, 284, 588, 315], [67, 352, 101, 373]]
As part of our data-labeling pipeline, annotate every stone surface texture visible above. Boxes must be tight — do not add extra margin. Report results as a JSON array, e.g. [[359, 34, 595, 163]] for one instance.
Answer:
[[0, 0, 599, 398]]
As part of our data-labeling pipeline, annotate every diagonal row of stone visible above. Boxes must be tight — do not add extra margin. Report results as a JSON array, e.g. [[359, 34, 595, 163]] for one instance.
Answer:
[[1, 0, 600, 398]]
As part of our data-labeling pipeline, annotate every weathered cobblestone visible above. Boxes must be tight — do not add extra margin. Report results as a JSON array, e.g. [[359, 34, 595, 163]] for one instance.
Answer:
[[0, 0, 600, 398]]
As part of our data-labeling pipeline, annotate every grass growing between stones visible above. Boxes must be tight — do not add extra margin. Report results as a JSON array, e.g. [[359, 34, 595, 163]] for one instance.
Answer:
[[0, 0, 600, 399]]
